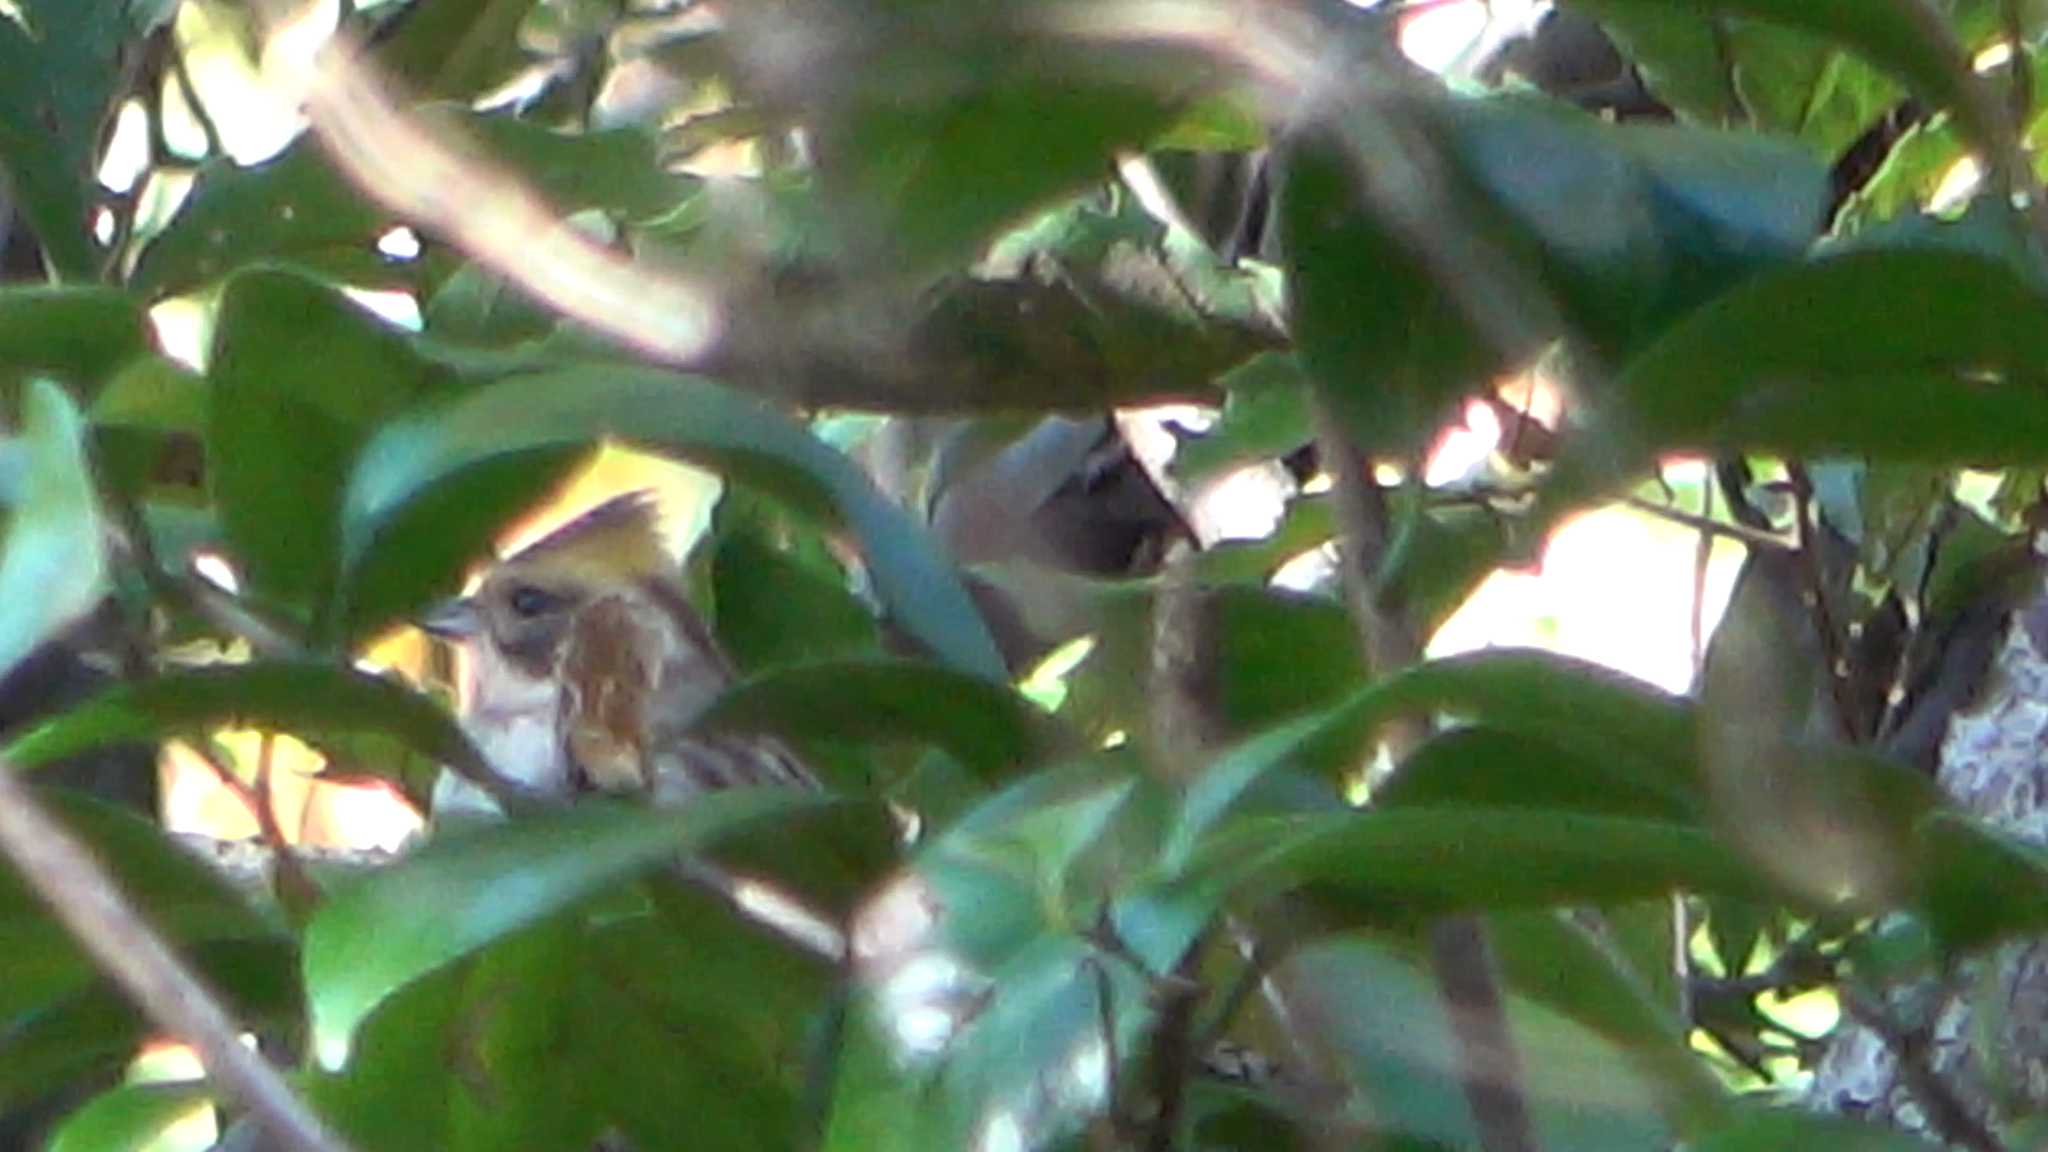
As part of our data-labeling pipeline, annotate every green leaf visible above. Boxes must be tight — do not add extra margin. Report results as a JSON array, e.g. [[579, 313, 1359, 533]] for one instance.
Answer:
[[1284, 94, 1825, 449], [0, 790, 277, 1024], [133, 110, 694, 297], [1689, 1107, 1941, 1152], [0, 289, 150, 398], [700, 658, 1063, 780], [1188, 808, 1766, 919], [1488, 911, 1726, 1137], [1567, 0, 1991, 158], [703, 496, 882, 673], [1376, 726, 1696, 822], [0, 940, 298, 1115], [1286, 935, 1672, 1152], [340, 365, 1006, 679], [1915, 811, 2048, 950], [302, 789, 835, 1065], [1584, 246, 2048, 471], [207, 269, 442, 617], [0, 0, 142, 280], [829, 79, 1178, 273], [44, 1081, 215, 1152], [0, 379, 105, 678], [1172, 353, 1311, 483], [373, 0, 535, 102], [4, 661, 495, 788]]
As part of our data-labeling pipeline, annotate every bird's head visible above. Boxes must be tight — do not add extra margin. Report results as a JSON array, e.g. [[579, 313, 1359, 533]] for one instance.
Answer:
[[418, 491, 676, 680]]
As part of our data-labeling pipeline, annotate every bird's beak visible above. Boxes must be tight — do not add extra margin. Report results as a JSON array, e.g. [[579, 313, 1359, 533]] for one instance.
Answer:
[[417, 596, 483, 639]]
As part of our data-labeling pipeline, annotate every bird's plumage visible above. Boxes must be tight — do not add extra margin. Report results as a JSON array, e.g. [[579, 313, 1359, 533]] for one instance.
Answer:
[[425, 491, 814, 824]]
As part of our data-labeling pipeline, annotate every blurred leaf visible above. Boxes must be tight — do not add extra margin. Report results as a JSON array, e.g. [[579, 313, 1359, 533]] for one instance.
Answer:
[[827, 77, 1178, 273], [0, 379, 105, 677], [5, 661, 496, 789], [1488, 910, 1726, 1137], [373, 0, 535, 101], [133, 110, 693, 297], [88, 356, 206, 435], [1579, 247, 2048, 473], [1285, 95, 1823, 450], [0, 289, 150, 398], [341, 365, 1007, 679], [0, 940, 297, 1116], [0, 789, 276, 1024], [1287, 935, 1672, 1152], [0, 0, 140, 280], [1188, 807, 1767, 921], [1689, 1107, 1942, 1151], [44, 1080, 214, 1152], [208, 269, 441, 620], [1915, 811, 2048, 951], [704, 496, 882, 673], [701, 659, 1062, 781], [1375, 726, 1694, 822], [302, 789, 834, 1065], [1172, 353, 1311, 483], [1567, 0, 1991, 156]]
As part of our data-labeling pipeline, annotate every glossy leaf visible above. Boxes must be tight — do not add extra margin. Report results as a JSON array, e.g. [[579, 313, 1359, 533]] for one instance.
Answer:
[[1187, 807, 1766, 919], [4, 661, 495, 786], [207, 269, 441, 616], [1586, 246, 2048, 470], [700, 659, 1061, 780], [372, 0, 534, 102], [1914, 811, 2048, 950], [0, 380, 105, 678], [340, 365, 1006, 679], [302, 789, 835, 1065]]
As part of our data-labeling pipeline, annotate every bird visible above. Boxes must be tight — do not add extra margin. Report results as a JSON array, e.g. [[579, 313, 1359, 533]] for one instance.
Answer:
[[417, 490, 816, 825]]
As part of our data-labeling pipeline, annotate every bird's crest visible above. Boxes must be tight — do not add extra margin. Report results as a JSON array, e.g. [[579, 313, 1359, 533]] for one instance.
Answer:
[[503, 491, 673, 584]]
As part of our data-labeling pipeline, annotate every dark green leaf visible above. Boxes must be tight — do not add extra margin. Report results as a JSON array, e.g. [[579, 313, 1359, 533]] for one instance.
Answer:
[[302, 789, 835, 1064], [0, 380, 105, 677], [340, 365, 1006, 679], [1172, 353, 1311, 483], [207, 269, 440, 616], [1189, 808, 1766, 919], [704, 496, 882, 673], [4, 661, 494, 789], [133, 110, 693, 297], [829, 79, 1178, 273], [1689, 1107, 1940, 1152], [0, 289, 150, 398], [0, 0, 141, 280], [1915, 811, 2048, 950], [1376, 726, 1695, 822], [373, 0, 535, 102], [1585, 247, 2048, 470], [1286, 935, 1672, 1152], [700, 659, 1062, 780], [0, 790, 277, 1024], [0, 940, 298, 1115], [1488, 911, 1726, 1137]]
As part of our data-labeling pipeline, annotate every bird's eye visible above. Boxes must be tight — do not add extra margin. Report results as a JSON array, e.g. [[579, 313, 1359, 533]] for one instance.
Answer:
[[506, 584, 562, 619]]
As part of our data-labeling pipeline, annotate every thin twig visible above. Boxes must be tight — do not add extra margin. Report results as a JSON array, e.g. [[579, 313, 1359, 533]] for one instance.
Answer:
[[1624, 494, 1794, 552], [0, 760, 353, 1152], [1784, 464, 1862, 741], [169, 33, 226, 158], [1311, 397, 1535, 1152]]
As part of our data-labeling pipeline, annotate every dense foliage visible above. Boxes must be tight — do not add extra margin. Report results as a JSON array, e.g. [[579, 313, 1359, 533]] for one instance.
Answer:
[[8, 0, 2048, 1149]]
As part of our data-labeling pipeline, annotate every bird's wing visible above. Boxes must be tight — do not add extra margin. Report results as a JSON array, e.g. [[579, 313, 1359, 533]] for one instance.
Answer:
[[557, 594, 663, 795]]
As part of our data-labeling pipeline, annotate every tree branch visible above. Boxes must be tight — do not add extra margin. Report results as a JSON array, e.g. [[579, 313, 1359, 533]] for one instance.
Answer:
[[0, 761, 352, 1152]]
